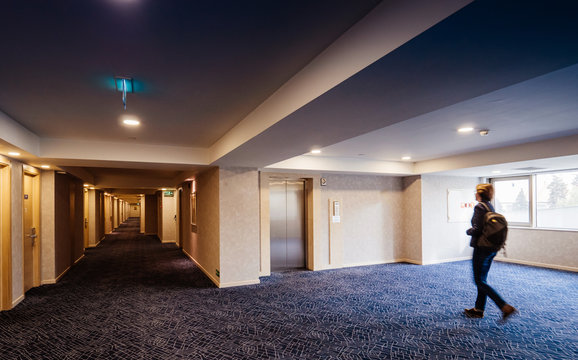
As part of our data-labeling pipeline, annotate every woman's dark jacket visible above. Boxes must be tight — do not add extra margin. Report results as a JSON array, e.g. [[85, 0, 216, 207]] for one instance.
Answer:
[[466, 201, 494, 248]]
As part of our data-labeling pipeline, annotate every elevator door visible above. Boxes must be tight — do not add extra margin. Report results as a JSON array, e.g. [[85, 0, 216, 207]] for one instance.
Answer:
[[270, 180, 306, 271]]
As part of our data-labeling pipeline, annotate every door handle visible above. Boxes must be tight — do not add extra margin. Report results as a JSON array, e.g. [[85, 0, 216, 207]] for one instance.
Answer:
[[28, 228, 37, 246]]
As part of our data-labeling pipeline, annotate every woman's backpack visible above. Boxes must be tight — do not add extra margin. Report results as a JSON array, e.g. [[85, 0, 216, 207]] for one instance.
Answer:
[[477, 202, 508, 251]]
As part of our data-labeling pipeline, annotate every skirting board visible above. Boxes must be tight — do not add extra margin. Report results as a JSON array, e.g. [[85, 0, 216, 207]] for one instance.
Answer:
[[74, 254, 85, 265], [12, 294, 25, 308], [181, 249, 260, 288], [219, 279, 260, 288], [41, 265, 72, 285], [421, 256, 471, 265], [496, 257, 577, 272], [181, 249, 220, 287]]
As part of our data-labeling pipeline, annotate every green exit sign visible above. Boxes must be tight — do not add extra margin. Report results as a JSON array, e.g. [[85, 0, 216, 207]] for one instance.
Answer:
[[164, 191, 174, 197]]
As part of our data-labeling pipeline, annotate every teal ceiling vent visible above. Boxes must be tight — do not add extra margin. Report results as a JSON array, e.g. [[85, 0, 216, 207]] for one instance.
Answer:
[[114, 76, 134, 110]]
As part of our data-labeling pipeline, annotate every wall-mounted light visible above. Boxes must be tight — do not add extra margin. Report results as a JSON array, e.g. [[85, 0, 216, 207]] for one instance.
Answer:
[[401, 156, 412, 161], [8, 152, 20, 156], [41, 165, 50, 169], [310, 149, 322, 154]]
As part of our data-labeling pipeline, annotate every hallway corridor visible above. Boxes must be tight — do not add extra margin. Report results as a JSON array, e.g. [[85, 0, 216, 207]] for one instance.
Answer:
[[0, 218, 576, 359]]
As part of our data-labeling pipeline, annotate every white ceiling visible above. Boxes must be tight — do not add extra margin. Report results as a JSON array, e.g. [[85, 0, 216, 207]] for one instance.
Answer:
[[1, 0, 577, 194]]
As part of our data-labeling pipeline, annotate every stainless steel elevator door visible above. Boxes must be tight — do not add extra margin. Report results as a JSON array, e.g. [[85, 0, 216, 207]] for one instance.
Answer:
[[270, 180, 306, 271]]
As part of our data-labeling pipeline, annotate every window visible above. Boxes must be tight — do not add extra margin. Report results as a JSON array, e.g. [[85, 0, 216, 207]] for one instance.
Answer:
[[536, 170, 578, 230], [492, 170, 578, 230], [493, 176, 531, 226]]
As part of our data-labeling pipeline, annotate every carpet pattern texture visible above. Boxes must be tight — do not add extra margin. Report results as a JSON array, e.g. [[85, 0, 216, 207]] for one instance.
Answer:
[[1, 218, 577, 359]]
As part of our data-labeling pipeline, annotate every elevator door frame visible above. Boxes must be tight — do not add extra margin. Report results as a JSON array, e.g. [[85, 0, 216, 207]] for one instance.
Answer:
[[269, 179, 307, 272]]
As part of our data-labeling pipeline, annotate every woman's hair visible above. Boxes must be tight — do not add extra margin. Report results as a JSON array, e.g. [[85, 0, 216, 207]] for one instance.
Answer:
[[476, 183, 494, 201]]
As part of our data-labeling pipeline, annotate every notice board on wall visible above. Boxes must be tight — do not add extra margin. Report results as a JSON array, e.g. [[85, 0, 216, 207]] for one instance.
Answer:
[[447, 189, 476, 223]]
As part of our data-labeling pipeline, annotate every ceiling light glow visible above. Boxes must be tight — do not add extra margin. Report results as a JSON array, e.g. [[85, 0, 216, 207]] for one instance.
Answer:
[[123, 118, 140, 126], [310, 149, 321, 154], [401, 156, 412, 161], [458, 127, 474, 133], [41, 165, 50, 169]]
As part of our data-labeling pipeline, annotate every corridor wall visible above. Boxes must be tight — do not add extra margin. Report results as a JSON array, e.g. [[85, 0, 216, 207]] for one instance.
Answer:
[[54, 173, 84, 279], [144, 195, 158, 235], [10, 161, 23, 306]]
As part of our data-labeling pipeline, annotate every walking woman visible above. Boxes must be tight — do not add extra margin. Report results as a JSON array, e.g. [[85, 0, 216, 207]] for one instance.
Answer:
[[465, 183, 517, 320]]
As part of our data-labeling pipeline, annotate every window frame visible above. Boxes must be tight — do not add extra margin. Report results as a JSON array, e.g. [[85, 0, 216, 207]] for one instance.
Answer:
[[491, 175, 533, 227], [490, 169, 578, 231]]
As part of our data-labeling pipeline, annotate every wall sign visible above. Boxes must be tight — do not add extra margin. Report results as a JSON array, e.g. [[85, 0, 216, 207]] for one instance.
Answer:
[[447, 189, 476, 223]]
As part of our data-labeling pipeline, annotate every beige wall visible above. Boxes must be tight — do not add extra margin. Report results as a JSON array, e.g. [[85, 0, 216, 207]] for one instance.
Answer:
[[497, 228, 577, 271], [10, 161, 22, 304], [219, 167, 260, 287], [401, 176, 422, 263], [191, 167, 220, 284], [40, 171, 56, 283], [421, 175, 479, 264], [319, 174, 404, 268], [260, 171, 405, 274], [129, 203, 140, 218]]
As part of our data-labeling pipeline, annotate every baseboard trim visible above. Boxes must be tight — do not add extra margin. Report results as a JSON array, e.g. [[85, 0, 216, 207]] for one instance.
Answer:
[[421, 256, 471, 265], [53, 266, 71, 284], [12, 294, 25, 308], [219, 279, 260, 288], [74, 254, 85, 265], [496, 257, 577, 272], [181, 249, 220, 287], [395, 258, 423, 265], [343, 259, 399, 268]]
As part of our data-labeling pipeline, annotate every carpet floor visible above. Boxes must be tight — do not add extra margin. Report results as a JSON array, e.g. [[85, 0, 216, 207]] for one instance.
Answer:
[[1, 218, 576, 359]]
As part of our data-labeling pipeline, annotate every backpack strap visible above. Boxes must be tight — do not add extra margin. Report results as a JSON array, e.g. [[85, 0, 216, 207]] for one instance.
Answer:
[[479, 202, 491, 212]]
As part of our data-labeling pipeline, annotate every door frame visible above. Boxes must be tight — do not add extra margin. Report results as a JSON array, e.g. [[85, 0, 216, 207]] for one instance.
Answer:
[[0, 161, 12, 310], [23, 166, 41, 292]]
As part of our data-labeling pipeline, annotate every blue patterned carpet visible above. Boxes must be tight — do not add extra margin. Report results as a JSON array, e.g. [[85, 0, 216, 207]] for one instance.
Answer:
[[1, 218, 576, 359]]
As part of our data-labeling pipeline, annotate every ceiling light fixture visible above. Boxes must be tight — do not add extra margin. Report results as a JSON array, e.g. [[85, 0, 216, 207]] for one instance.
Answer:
[[457, 127, 474, 133], [310, 149, 321, 154], [401, 156, 412, 161], [8, 152, 20, 156], [123, 118, 140, 126], [41, 165, 50, 169]]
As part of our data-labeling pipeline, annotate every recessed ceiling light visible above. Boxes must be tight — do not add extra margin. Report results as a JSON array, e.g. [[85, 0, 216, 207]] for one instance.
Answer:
[[8, 152, 20, 156], [41, 165, 50, 169], [310, 149, 321, 154], [458, 127, 474, 133], [123, 118, 140, 126], [401, 156, 412, 161]]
